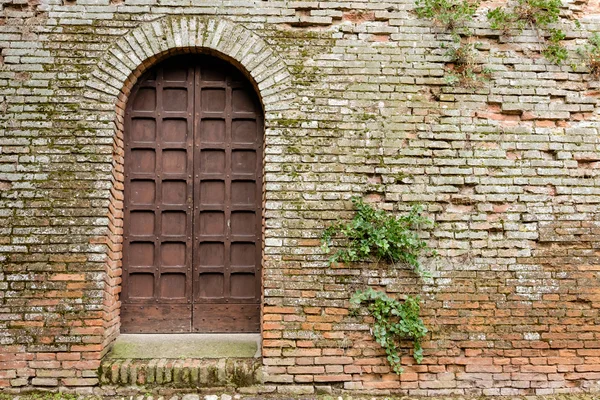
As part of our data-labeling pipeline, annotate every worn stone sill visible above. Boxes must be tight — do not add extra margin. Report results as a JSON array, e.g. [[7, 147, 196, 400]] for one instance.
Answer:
[[107, 333, 261, 359]]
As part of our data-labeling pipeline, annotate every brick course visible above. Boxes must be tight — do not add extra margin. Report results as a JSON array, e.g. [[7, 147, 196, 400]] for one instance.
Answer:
[[1, 0, 600, 396]]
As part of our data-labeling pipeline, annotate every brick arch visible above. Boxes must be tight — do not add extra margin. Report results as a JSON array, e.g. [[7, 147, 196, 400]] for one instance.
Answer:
[[84, 15, 293, 353], [85, 16, 293, 109]]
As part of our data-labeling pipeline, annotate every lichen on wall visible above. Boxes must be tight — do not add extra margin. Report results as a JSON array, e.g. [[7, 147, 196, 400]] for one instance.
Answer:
[[0, 0, 599, 396]]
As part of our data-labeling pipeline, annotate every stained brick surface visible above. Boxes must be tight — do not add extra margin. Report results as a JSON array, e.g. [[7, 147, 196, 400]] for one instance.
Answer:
[[1, 0, 600, 396]]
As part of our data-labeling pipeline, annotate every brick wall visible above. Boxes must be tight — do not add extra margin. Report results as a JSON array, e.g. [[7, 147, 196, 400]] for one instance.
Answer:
[[1, 0, 600, 396]]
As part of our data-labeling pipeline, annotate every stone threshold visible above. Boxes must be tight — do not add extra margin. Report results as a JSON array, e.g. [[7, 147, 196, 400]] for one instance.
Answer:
[[100, 334, 262, 388], [107, 334, 261, 359]]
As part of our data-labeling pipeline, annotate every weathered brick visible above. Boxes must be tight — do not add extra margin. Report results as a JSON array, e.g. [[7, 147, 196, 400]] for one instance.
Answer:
[[2, 2, 600, 396]]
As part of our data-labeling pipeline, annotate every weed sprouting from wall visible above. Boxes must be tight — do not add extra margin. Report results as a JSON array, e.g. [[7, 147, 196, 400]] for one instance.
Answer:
[[577, 32, 600, 78], [321, 197, 435, 374], [487, 0, 568, 65]]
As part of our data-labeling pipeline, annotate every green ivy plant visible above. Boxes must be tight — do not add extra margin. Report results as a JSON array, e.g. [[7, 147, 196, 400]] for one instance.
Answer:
[[321, 197, 434, 375], [350, 288, 428, 374], [321, 197, 434, 276], [487, 0, 567, 64], [577, 32, 600, 78], [415, 0, 479, 36]]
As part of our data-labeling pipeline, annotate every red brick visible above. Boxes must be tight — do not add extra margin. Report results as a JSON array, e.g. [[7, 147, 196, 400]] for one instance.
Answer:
[[62, 361, 99, 370], [420, 380, 457, 389], [264, 306, 298, 314], [33, 353, 55, 361], [511, 373, 548, 381], [344, 365, 362, 374], [325, 307, 349, 315], [363, 381, 401, 389], [29, 361, 60, 369], [313, 374, 352, 382], [293, 375, 314, 383], [575, 364, 600, 372], [62, 378, 99, 386], [325, 365, 344, 373], [314, 357, 353, 365], [521, 365, 557, 373], [287, 366, 324, 374]]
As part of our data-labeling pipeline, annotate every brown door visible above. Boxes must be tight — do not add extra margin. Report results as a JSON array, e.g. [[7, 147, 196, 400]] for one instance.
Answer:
[[121, 55, 262, 333]]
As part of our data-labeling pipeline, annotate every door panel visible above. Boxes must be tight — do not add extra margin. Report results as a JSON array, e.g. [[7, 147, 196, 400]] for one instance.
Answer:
[[191, 58, 262, 332], [122, 55, 262, 334]]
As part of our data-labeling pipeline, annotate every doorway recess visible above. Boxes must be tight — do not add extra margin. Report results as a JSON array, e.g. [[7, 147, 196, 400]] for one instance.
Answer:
[[121, 54, 264, 334]]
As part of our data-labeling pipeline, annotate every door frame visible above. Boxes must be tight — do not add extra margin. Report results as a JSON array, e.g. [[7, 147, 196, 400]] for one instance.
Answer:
[[89, 16, 293, 356]]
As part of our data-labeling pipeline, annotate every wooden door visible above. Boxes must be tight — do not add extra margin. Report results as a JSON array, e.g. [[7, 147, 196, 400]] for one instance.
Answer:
[[121, 55, 262, 333]]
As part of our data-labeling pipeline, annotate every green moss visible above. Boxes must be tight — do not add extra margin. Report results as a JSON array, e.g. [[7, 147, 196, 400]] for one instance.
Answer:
[[393, 172, 413, 183], [335, 275, 353, 284], [359, 113, 377, 122], [229, 365, 254, 387], [286, 145, 301, 154], [276, 118, 302, 128], [205, 365, 219, 387]]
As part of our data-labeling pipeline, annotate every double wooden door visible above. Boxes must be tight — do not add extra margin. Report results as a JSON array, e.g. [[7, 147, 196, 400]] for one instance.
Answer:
[[121, 55, 262, 333]]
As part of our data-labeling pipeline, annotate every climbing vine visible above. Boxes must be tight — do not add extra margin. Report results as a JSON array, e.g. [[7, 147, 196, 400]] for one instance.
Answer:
[[321, 197, 434, 374], [350, 288, 428, 374]]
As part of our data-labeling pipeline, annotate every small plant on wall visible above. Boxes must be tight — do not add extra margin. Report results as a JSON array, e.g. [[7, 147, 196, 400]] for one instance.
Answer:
[[350, 288, 428, 374], [415, 0, 479, 36], [414, 0, 492, 87], [321, 197, 434, 374], [487, 0, 562, 34], [577, 33, 600, 78], [444, 41, 492, 87], [321, 197, 434, 276], [486, 0, 568, 65], [543, 28, 568, 65]]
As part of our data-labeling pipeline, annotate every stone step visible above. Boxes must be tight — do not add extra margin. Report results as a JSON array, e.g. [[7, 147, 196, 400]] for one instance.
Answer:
[[107, 334, 261, 359], [100, 334, 262, 388], [99, 358, 262, 388]]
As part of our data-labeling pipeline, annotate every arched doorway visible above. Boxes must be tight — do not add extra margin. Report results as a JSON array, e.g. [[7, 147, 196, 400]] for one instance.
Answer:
[[121, 54, 263, 333]]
